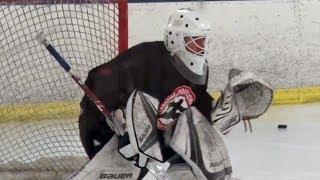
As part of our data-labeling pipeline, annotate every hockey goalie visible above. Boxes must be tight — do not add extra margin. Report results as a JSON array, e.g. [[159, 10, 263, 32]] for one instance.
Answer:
[[70, 9, 273, 180]]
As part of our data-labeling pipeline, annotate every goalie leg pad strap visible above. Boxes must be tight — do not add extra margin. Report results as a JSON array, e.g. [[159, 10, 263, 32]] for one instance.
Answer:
[[119, 143, 137, 159]]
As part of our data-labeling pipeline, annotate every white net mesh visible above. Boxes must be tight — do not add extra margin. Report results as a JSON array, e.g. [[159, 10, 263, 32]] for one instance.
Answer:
[[0, 0, 127, 173]]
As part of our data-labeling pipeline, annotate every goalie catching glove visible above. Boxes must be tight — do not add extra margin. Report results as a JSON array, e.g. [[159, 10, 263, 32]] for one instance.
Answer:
[[211, 68, 273, 134]]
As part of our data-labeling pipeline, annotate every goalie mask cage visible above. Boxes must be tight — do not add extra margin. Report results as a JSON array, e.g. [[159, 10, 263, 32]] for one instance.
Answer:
[[0, 0, 128, 178]]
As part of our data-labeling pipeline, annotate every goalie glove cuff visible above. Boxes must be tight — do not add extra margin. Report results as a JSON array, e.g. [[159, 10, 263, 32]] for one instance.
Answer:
[[211, 85, 241, 134]]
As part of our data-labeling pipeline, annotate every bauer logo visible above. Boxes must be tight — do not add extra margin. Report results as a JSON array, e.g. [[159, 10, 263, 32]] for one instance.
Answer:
[[209, 159, 224, 168], [99, 172, 133, 179], [139, 124, 151, 143]]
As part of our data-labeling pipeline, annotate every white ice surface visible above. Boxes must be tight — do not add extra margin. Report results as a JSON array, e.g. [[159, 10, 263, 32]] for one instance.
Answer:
[[225, 103, 320, 180]]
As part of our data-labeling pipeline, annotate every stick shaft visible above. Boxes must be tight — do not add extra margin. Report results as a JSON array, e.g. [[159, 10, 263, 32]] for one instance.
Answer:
[[38, 37, 124, 136]]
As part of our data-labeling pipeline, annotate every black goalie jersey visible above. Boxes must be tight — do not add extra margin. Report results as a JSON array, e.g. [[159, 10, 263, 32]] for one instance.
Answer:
[[79, 41, 214, 159]]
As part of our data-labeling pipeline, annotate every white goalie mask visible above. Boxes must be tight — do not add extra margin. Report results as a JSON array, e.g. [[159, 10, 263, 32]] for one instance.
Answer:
[[164, 9, 211, 85]]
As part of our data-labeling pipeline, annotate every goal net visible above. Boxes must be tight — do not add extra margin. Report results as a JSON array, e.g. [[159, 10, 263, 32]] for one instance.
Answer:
[[0, 0, 128, 177]]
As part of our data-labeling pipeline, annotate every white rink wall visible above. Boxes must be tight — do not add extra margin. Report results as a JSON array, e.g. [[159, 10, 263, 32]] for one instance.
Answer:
[[128, 0, 320, 90], [1, 0, 319, 104]]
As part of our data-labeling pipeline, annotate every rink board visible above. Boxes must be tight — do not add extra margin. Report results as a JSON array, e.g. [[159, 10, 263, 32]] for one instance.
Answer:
[[2, 86, 320, 122]]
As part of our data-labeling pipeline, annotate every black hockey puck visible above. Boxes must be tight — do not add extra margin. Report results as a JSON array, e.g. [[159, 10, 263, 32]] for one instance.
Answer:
[[278, 124, 287, 129]]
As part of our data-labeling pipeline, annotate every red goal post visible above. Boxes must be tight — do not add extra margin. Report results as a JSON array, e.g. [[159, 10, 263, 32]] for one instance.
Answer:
[[118, 0, 128, 53]]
